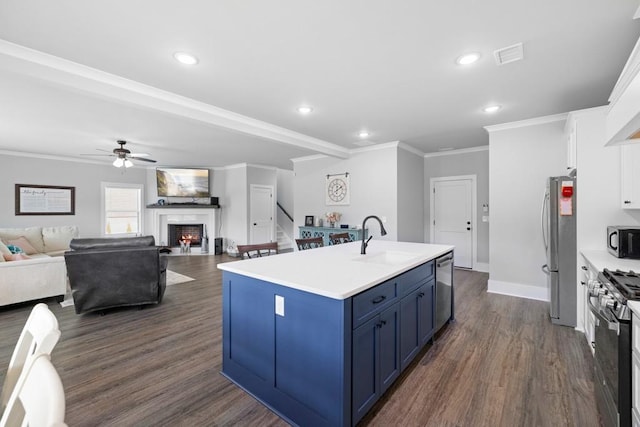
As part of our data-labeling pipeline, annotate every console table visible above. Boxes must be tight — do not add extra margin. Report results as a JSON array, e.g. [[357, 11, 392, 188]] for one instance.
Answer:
[[299, 226, 367, 246]]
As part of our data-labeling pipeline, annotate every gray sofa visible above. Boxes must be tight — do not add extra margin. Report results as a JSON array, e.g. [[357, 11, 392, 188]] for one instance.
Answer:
[[64, 236, 168, 314]]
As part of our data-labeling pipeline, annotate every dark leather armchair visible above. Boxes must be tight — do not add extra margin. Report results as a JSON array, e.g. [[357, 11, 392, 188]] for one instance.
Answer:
[[64, 236, 168, 314]]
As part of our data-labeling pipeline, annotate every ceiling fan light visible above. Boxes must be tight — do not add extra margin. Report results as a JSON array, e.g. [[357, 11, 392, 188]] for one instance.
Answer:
[[113, 158, 124, 168], [124, 159, 134, 168]]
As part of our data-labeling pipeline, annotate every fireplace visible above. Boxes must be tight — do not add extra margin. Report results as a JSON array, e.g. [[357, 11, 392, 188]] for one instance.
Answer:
[[168, 224, 203, 247]]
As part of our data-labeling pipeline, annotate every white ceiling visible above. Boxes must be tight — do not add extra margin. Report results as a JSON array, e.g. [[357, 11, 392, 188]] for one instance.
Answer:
[[0, 1, 639, 169]]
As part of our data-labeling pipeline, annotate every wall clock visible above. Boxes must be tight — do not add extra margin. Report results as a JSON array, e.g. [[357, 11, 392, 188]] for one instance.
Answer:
[[326, 173, 350, 205]]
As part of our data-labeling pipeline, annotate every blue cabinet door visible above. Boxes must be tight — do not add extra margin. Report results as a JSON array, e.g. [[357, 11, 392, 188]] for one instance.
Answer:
[[378, 304, 400, 394], [400, 279, 436, 371], [352, 303, 400, 425], [352, 315, 378, 423], [400, 286, 421, 370], [419, 280, 435, 346]]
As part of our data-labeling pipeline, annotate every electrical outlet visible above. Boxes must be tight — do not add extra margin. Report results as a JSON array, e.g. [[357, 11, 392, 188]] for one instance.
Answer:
[[275, 295, 285, 316]]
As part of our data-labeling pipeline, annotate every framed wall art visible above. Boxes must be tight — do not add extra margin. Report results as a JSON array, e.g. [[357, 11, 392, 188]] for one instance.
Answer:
[[304, 215, 314, 226], [15, 184, 76, 215]]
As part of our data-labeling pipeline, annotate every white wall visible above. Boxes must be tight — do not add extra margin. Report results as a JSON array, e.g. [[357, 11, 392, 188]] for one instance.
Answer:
[[424, 148, 490, 264], [223, 165, 248, 249], [293, 144, 398, 241], [277, 169, 295, 239], [397, 146, 425, 242], [487, 117, 566, 299], [0, 154, 146, 237]]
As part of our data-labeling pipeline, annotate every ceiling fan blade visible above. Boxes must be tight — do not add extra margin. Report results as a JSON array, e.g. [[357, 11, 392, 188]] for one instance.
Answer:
[[131, 156, 157, 163], [96, 148, 113, 153], [80, 153, 115, 157]]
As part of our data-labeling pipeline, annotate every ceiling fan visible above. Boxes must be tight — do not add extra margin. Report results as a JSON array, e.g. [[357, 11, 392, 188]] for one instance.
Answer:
[[85, 140, 157, 168]]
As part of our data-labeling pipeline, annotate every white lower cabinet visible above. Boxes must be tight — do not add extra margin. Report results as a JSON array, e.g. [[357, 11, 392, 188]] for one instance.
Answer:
[[633, 312, 640, 425], [580, 259, 597, 354]]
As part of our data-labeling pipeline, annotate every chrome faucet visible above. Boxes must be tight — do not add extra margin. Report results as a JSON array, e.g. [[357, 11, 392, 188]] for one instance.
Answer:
[[361, 215, 387, 254]]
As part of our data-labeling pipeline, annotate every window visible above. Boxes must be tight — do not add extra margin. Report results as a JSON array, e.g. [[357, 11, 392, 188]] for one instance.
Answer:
[[101, 183, 143, 237]]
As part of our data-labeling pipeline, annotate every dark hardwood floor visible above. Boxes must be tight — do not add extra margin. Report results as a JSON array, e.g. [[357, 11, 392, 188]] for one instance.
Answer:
[[0, 255, 601, 426]]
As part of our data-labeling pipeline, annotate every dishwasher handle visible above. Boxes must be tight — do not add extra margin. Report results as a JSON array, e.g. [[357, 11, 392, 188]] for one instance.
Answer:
[[437, 255, 453, 268]]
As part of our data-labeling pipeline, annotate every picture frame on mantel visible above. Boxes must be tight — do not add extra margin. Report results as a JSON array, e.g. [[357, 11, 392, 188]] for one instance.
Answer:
[[15, 184, 75, 215], [304, 215, 314, 226]]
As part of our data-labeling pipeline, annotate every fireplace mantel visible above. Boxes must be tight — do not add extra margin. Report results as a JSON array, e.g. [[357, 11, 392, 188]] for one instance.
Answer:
[[146, 204, 220, 209]]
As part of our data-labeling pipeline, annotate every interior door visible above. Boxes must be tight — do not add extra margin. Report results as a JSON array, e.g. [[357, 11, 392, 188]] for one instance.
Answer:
[[432, 179, 473, 268], [249, 185, 274, 244]]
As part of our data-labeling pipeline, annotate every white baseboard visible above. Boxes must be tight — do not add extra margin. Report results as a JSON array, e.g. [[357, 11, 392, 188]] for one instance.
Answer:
[[473, 262, 489, 273], [487, 279, 548, 301]]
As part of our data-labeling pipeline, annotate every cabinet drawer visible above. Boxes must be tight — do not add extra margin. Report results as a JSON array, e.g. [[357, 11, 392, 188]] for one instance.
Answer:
[[353, 279, 398, 328], [399, 261, 434, 295]]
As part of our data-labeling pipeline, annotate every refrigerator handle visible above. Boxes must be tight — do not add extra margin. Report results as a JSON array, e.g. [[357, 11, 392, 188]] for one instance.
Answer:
[[541, 264, 550, 275], [541, 190, 549, 252]]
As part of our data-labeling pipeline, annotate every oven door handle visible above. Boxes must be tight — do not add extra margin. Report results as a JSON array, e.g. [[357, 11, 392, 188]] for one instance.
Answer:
[[588, 297, 620, 334]]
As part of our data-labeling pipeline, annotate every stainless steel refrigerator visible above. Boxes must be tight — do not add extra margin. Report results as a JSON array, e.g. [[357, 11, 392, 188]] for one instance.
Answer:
[[541, 175, 576, 327]]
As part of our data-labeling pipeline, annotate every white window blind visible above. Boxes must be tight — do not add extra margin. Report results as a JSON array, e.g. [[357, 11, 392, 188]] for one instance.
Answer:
[[104, 186, 141, 235]]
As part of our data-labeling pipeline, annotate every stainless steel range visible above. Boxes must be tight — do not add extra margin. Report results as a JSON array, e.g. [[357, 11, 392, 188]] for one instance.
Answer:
[[588, 268, 639, 427]]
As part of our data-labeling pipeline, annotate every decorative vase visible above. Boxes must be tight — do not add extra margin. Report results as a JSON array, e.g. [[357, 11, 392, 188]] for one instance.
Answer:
[[329, 221, 335, 228]]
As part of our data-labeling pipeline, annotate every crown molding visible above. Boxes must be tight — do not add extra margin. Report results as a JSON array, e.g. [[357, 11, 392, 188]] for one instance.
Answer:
[[424, 145, 489, 158], [484, 113, 567, 133], [0, 39, 349, 159]]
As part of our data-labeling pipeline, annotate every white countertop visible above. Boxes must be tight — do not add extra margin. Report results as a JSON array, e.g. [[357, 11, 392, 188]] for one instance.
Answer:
[[217, 240, 454, 300], [580, 250, 640, 273]]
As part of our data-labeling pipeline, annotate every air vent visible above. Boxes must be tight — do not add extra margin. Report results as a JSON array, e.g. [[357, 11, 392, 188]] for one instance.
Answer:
[[494, 42, 524, 66]]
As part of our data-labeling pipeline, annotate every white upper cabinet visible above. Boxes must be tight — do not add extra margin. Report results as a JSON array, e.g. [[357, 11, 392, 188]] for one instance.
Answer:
[[606, 36, 640, 146], [565, 115, 577, 172], [621, 144, 640, 209]]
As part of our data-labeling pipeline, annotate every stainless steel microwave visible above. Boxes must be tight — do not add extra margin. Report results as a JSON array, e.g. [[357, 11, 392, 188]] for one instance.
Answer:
[[607, 226, 640, 259]]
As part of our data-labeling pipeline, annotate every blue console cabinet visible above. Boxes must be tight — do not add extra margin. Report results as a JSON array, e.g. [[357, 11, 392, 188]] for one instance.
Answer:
[[222, 257, 440, 426], [298, 226, 367, 246]]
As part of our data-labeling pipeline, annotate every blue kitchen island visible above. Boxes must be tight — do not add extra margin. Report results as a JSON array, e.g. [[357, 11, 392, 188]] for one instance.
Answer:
[[218, 240, 454, 426]]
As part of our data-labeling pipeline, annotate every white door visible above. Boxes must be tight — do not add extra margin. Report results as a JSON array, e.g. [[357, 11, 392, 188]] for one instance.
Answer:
[[250, 185, 274, 244], [432, 178, 473, 268]]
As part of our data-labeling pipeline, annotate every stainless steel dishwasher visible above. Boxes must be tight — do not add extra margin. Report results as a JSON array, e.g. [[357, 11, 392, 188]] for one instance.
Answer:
[[435, 252, 454, 332]]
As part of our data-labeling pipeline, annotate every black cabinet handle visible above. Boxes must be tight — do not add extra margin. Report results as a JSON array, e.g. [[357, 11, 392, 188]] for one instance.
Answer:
[[372, 295, 386, 304], [624, 200, 632, 204], [418, 292, 425, 298], [376, 320, 387, 328], [581, 266, 588, 271], [466, 227, 471, 231], [580, 281, 586, 285]]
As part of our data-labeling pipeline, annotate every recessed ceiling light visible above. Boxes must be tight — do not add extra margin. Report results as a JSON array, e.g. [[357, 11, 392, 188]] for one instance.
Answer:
[[456, 53, 480, 65], [173, 52, 199, 65], [358, 131, 370, 138], [297, 106, 313, 114], [483, 105, 502, 113]]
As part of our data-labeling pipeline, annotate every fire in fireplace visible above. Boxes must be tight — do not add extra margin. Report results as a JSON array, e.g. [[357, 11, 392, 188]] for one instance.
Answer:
[[168, 224, 203, 247]]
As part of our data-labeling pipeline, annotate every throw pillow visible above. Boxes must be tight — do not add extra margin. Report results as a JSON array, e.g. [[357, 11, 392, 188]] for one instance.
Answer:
[[3, 253, 31, 261], [6, 236, 38, 255], [0, 239, 11, 256], [6, 244, 24, 254]]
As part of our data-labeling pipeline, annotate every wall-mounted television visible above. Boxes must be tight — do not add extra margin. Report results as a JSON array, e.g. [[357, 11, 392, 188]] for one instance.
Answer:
[[156, 168, 210, 198]]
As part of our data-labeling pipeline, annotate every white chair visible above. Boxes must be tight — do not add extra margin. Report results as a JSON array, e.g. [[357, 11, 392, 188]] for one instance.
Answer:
[[0, 303, 61, 413], [0, 353, 67, 427]]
